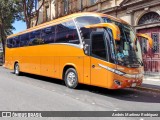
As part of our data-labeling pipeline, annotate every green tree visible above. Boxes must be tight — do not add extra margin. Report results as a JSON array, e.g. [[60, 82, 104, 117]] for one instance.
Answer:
[[0, 0, 22, 63], [22, 0, 44, 28]]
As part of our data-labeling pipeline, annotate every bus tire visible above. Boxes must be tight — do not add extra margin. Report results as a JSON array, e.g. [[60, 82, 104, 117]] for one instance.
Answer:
[[14, 63, 21, 76], [64, 68, 78, 89]]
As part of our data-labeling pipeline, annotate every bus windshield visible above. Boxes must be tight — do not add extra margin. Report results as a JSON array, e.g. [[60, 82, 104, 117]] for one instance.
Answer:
[[103, 18, 143, 68]]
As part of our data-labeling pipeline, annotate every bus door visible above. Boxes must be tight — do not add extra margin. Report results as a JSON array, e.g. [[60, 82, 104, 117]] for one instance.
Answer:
[[90, 32, 108, 87]]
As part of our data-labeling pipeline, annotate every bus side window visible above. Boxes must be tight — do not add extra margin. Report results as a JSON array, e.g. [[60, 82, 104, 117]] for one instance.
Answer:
[[20, 33, 29, 47], [55, 20, 80, 44], [29, 30, 42, 46], [41, 26, 55, 44], [80, 28, 93, 39], [7, 38, 13, 48], [13, 36, 20, 48], [91, 32, 107, 60]]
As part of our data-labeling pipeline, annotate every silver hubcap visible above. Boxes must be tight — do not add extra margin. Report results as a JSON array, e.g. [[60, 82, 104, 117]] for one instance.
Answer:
[[15, 65, 19, 74], [67, 72, 76, 87]]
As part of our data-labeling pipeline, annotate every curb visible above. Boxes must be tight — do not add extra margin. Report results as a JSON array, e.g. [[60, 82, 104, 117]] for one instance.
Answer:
[[135, 86, 160, 93]]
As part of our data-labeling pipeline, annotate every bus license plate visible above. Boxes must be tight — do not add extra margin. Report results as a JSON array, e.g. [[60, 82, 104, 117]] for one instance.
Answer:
[[131, 83, 137, 87]]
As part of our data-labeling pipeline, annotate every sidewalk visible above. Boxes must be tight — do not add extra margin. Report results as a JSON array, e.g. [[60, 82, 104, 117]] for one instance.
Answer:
[[136, 75, 160, 92]]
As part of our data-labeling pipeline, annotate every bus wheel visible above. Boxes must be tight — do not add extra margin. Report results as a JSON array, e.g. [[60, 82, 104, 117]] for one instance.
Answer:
[[64, 68, 78, 89], [14, 63, 21, 76]]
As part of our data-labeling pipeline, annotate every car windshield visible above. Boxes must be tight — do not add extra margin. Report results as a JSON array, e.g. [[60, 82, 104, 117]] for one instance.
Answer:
[[103, 17, 143, 68]]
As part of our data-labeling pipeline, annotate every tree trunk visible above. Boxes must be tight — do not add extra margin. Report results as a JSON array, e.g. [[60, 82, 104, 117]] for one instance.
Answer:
[[1, 37, 5, 64], [23, 0, 45, 28], [0, 23, 6, 64]]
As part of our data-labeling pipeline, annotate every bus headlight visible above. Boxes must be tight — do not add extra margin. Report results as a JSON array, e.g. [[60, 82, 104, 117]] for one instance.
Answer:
[[124, 73, 143, 79], [114, 70, 125, 76], [124, 74, 136, 78]]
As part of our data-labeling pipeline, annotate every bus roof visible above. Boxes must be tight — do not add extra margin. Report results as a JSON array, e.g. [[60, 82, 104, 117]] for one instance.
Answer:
[[8, 12, 129, 39]]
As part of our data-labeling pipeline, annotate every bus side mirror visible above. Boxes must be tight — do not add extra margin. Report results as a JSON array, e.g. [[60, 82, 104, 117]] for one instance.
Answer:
[[85, 23, 120, 41], [83, 38, 91, 56], [83, 43, 90, 55], [136, 33, 153, 48]]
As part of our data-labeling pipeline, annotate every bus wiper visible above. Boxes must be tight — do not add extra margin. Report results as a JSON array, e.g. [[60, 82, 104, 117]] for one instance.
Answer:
[[116, 58, 129, 66], [122, 57, 141, 67]]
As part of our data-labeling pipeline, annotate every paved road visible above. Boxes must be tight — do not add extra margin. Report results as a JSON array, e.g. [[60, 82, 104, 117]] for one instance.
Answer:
[[0, 67, 160, 120]]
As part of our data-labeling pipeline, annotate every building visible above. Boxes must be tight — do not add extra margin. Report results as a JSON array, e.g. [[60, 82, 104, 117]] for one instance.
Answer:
[[117, 0, 160, 75], [35, 0, 160, 75], [34, 0, 124, 24], [55, 0, 124, 18], [31, 0, 56, 26]]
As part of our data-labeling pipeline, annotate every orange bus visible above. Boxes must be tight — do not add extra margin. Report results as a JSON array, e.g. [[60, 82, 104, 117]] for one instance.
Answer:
[[5, 12, 153, 89]]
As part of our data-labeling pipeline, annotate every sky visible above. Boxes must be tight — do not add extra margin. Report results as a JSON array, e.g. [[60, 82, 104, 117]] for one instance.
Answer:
[[12, 20, 27, 34]]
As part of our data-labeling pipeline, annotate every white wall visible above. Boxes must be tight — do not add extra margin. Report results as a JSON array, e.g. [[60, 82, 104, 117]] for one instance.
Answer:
[[51, 0, 56, 19]]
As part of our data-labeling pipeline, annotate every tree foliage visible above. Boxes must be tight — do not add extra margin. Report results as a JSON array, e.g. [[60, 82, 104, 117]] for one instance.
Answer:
[[22, 0, 45, 28], [0, 0, 45, 63], [0, 0, 22, 62]]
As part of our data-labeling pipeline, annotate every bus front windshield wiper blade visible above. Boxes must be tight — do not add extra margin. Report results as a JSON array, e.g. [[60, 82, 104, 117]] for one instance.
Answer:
[[116, 56, 142, 68]]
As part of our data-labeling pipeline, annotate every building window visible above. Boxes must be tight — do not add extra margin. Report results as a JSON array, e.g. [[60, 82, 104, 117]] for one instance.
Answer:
[[140, 38, 147, 54], [152, 33, 159, 53], [64, 0, 69, 14], [138, 12, 160, 25], [45, 6, 49, 21], [90, 0, 98, 5]]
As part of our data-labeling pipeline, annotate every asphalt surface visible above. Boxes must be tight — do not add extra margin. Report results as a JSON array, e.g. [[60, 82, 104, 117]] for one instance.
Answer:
[[0, 66, 160, 120]]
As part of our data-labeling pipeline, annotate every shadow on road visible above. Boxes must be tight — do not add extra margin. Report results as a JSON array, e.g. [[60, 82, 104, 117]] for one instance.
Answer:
[[141, 83, 160, 90], [12, 72, 160, 104], [78, 84, 160, 103], [11, 71, 64, 84]]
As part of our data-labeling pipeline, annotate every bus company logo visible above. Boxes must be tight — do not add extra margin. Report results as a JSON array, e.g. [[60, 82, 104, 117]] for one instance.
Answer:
[[2, 112, 11, 117]]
